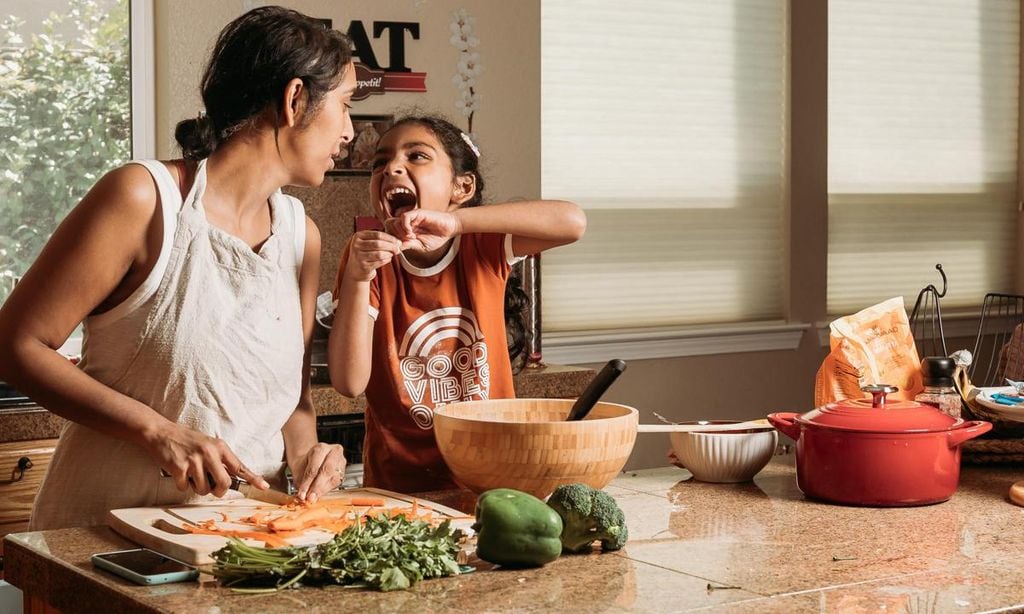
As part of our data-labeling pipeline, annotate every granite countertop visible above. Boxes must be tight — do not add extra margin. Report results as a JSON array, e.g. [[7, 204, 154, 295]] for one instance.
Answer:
[[0, 363, 594, 443], [7, 456, 1024, 612]]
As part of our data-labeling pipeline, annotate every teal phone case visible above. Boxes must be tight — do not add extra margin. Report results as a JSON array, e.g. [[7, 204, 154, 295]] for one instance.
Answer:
[[91, 549, 199, 585]]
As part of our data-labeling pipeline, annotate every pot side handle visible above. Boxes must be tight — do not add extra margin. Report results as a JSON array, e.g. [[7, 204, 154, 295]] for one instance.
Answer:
[[947, 420, 993, 449], [767, 412, 801, 441]]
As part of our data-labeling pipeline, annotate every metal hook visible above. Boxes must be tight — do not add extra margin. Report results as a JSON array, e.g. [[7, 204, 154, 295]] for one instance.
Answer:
[[909, 263, 949, 357], [930, 264, 948, 298]]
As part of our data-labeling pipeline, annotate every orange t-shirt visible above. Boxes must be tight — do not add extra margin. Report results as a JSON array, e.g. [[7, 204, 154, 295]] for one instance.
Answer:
[[335, 232, 521, 493]]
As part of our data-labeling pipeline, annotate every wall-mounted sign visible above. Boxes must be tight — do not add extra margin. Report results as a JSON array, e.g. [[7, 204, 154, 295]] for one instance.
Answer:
[[318, 18, 427, 101]]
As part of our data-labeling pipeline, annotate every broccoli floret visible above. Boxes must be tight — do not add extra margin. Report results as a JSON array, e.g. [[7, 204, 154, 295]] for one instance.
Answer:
[[546, 483, 628, 554]]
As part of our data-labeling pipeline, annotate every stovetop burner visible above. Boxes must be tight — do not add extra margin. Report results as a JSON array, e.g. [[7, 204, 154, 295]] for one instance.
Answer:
[[0, 381, 34, 409]]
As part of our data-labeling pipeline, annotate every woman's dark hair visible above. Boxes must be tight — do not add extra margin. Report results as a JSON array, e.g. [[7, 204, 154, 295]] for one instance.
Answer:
[[175, 6, 353, 160], [389, 115, 529, 372]]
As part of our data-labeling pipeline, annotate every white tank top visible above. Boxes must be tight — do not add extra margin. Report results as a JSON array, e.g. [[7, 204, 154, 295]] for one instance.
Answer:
[[31, 159, 307, 530]]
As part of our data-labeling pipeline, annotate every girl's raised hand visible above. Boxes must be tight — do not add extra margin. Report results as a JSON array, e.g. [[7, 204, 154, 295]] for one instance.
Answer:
[[384, 209, 461, 253], [346, 230, 402, 281]]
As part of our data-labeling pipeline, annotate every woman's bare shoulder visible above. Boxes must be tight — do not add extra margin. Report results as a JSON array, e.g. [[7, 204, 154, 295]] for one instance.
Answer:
[[75, 162, 170, 223]]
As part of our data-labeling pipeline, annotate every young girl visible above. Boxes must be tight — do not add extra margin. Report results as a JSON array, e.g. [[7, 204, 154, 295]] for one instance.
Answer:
[[0, 6, 356, 529], [329, 116, 586, 493]]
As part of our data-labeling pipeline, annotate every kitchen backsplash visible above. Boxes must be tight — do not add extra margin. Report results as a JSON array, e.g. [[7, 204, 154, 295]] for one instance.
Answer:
[[285, 176, 375, 296]]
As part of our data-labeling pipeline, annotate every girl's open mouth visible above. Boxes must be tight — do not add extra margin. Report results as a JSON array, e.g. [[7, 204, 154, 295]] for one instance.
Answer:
[[384, 185, 417, 217]]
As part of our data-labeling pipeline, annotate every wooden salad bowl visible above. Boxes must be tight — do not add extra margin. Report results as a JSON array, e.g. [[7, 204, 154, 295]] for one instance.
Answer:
[[433, 398, 639, 500]]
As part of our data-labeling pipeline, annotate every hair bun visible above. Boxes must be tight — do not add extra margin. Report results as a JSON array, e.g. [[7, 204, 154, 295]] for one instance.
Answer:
[[174, 113, 217, 161]]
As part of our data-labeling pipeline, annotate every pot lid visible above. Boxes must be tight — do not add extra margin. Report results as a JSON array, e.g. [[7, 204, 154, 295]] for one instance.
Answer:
[[796, 385, 962, 433]]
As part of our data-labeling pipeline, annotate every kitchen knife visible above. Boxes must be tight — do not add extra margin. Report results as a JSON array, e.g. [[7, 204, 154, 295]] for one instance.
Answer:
[[158, 470, 294, 505]]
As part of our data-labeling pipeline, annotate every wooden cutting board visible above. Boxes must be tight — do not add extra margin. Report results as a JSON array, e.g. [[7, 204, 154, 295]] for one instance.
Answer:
[[107, 487, 473, 565]]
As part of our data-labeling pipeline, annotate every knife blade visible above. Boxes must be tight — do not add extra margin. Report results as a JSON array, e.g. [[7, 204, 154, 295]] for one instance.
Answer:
[[230, 478, 294, 505]]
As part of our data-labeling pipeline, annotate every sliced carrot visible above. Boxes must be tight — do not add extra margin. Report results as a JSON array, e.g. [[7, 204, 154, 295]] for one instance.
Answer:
[[181, 524, 290, 548], [350, 497, 387, 507], [267, 506, 332, 532], [316, 500, 356, 512]]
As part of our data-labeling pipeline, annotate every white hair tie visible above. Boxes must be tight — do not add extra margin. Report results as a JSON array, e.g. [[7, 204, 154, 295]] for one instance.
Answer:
[[460, 132, 481, 158]]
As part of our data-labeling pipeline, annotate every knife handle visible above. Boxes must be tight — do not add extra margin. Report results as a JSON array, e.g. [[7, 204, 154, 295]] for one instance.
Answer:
[[158, 468, 244, 491]]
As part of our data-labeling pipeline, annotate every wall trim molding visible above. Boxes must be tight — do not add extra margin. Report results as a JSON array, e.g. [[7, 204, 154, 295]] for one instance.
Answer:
[[815, 310, 1012, 348], [543, 321, 809, 365]]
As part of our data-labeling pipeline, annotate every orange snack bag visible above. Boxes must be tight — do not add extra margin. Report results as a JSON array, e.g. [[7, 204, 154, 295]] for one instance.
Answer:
[[814, 297, 924, 405]]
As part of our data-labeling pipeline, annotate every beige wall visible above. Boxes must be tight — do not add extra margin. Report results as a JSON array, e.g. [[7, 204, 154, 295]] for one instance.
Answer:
[[153, 0, 539, 204]]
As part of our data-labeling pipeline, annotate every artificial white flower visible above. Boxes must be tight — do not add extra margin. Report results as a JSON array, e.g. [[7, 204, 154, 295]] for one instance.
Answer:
[[451, 9, 475, 29], [452, 73, 476, 89], [449, 33, 479, 50], [458, 52, 482, 77], [454, 101, 475, 117], [450, 8, 482, 127]]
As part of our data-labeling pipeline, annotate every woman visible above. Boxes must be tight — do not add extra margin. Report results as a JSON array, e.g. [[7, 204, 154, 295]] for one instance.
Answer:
[[0, 6, 355, 529]]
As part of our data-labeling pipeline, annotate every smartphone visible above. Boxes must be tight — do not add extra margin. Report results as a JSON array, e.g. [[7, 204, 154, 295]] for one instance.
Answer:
[[91, 548, 199, 585]]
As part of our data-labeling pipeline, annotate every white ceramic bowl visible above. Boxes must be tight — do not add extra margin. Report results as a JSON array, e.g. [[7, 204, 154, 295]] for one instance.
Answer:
[[670, 423, 778, 483]]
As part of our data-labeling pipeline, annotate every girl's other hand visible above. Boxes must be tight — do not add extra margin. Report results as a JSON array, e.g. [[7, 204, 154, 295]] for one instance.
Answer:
[[291, 442, 346, 503], [347, 229, 402, 281], [147, 422, 267, 497], [385, 209, 461, 252]]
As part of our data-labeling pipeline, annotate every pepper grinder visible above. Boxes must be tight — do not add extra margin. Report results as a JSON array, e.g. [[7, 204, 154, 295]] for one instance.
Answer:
[[915, 356, 962, 418]]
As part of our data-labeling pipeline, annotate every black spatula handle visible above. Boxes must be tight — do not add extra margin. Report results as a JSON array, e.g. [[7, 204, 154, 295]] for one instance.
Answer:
[[567, 359, 627, 421]]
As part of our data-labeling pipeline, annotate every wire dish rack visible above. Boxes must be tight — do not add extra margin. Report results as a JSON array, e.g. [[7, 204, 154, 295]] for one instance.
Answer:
[[969, 293, 1024, 388], [907, 267, 1024, 459]]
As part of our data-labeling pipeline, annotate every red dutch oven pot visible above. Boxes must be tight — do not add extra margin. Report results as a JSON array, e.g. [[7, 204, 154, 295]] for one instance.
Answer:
[[767, 385, 992, 506]]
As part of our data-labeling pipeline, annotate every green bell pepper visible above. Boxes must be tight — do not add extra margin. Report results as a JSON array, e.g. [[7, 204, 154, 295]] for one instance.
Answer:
[[472, 488, 564, 568]]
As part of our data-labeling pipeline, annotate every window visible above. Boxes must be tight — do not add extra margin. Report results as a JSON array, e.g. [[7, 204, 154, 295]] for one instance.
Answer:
[[0, 0, 136, 303], [828, 0, 1020, 314], [540, 1, 789, 339]]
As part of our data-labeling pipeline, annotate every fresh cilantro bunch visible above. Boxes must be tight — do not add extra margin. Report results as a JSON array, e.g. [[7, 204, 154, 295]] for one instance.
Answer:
[[310, 515, 464, 591], [211, 540, 312, 592], [211, 515, 464, 592]]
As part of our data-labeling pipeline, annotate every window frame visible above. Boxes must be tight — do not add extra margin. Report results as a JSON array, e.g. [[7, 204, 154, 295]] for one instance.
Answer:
[[130, 0, 155, 159]]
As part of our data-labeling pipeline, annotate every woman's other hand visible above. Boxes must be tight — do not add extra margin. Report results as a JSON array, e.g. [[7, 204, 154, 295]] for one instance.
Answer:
[[385, 209, 461, 252], [291, 442, 346, 503], [147, 421, 268, 497]]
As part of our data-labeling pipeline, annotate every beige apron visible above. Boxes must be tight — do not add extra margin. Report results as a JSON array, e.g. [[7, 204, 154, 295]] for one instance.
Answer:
[[30, 159, 306, 530]]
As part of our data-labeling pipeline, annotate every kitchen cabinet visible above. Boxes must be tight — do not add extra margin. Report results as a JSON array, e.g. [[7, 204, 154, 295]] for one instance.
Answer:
[[0, 439, 56, 539], [0, 438, 55, 581]]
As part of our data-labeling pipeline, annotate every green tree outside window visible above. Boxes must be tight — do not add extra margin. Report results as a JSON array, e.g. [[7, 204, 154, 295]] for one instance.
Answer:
[[0, 0, 130, 302]]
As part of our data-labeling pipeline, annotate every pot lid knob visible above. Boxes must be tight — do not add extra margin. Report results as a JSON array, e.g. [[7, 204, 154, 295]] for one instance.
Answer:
[[861, 384, 899, 408]]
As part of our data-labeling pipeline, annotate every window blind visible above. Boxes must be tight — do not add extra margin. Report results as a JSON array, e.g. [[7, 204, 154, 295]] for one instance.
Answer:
[[828, 0, 1020, 315], [540, 0, 788, 332]]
